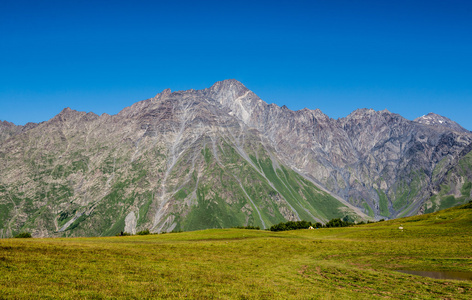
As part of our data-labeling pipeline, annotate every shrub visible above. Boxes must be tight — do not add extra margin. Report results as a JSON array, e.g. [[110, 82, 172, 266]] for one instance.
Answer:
[[116, 231, 131, 236], [233, 226, 260, 230], [136, 229, 151, 235], [14, 232, 32, 238], [325, 218, 352, 228], [269, 220, 322, 232], [460, 201, 472, 209]]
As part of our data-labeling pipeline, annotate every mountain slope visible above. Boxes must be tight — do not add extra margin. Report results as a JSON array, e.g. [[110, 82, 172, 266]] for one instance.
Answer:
[[1, 79, 471, 238], [210, 80, 472, 219], [0, 84, 362, 238], [423, 144, 472, 213]]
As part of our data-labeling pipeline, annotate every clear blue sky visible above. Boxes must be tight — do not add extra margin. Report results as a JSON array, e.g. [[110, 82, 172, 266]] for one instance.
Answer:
[[1, 0, 471, 130]]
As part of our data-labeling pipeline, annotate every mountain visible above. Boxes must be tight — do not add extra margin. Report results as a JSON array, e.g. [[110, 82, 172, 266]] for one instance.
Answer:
[[0, 121, 38, 143], [1, 79, 471, 238], [211, 80, 472, 218], [414, 112, 470, 133]]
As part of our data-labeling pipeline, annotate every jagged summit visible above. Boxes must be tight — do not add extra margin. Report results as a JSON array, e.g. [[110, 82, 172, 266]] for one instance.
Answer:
[[155, 88, 172, 98], [1, 120, 17, 126], [61, 107, 73, 113], [341, 108, 403, 122], [414, 112, 469, 133], [0, 120, 21, 143], [0, 120, 38, 143], [208, 79, 251, 101], [49, 107, 99, 125], [210, 79, 247, 91]]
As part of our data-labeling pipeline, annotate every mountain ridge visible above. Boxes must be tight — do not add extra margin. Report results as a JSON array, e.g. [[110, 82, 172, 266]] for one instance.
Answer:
[[207, 80, 472, 215], [1, 79, 471, 238]]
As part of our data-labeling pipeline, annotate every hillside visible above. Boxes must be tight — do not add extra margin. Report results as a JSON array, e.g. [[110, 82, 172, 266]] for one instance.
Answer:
[[1, 79, 472, 237], [0, 82, 363, 238], [1, 204, 471, 299]]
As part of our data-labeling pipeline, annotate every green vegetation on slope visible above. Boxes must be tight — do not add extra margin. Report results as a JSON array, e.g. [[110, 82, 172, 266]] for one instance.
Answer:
[[0, 131, 362, 237], [362, 200, 374, 217], [183, 184, 249, 230], [254, 155, 348, 222], [1, 204, 471, 299], [177, 143, 285, 231], [376, 188, 390, 217], [424, 150, 472, 214], [169, 141, 357, 233], [392, 171, 425, 211]]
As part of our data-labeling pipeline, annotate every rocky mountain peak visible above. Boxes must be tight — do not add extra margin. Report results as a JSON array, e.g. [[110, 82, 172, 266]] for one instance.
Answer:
[[296, 107, 329, 121], [0, 121, 20, 143], [1, 120, 11, 125], [207, 79, 264, 125], [414, 112, 469, 133], [0, 120, 39, 143], [344, 107, 403, 120], [0, 120, 17, 128], [55, 107, 76, 118], [208, 79, 251, 102], [155, 88, 172, 99], [48, 107, 100, 125], [209, 79, 248, 93], [345, 108, 376, 118]]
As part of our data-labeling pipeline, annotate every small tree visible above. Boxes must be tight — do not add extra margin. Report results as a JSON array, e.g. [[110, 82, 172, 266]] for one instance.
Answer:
[[325, 218, 352, 228], [14, 232, 32, 238], [136, 229, 151, 235]]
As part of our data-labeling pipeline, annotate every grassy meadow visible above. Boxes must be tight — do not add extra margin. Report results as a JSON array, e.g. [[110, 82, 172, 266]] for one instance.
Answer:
[[1, 204, 472, 299]]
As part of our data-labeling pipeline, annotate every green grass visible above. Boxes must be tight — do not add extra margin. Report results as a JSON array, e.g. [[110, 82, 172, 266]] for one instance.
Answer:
[[362, 200, 374, 217], [458, 150, 472, 176], [137, 192, 154, 224], [0, 203, 13, 226], [392, 171, 426, 213], [376, 188, 390, 217], [461, 181, 472, 197], [255, 156, 346, 222], [1, 204, 472, 299], [182, 185, 249, 230], [432, 157, 448, 181]]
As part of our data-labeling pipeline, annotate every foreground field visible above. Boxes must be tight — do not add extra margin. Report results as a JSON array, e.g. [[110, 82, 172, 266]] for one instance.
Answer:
[[1, 205, 472, 299]]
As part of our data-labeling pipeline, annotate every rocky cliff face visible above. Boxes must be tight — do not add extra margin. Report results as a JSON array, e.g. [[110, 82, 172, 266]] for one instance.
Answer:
[[211, 80, 472, 219], [1, 79, 471, 238]]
